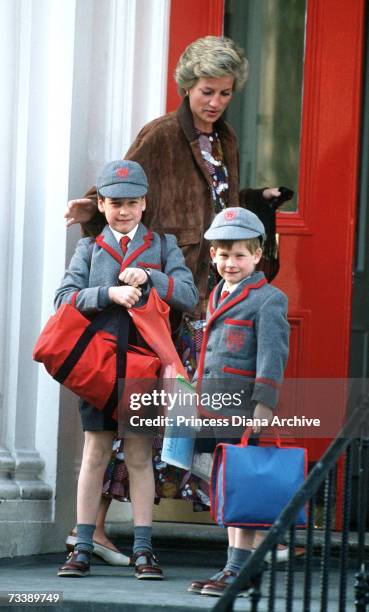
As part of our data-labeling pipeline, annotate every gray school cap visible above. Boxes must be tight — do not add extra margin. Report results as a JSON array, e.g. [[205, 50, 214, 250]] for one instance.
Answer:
[[97, 160, 148, 198], [204, 207, 266, 243]]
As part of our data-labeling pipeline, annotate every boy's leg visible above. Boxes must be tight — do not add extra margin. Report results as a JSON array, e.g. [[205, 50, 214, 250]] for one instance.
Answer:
[[228, 526, 235, 547], [226, 527, 254, 573], [58, 431, 115, 577], [124, 434, 162, 579], [233, 527, 255, 552], [124, 434, 154, 531], [67, 435, 127, 555], [77, 431, 116, 525], [67, 483, 130, 563], [200, 528, 255, 597], [188, 528, 235, 594]]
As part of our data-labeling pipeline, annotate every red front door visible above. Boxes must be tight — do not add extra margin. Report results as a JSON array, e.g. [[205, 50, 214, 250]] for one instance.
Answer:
[[167, 0, 364, 401], [275, 0, 364, 456], [167, 1, 365, 525]]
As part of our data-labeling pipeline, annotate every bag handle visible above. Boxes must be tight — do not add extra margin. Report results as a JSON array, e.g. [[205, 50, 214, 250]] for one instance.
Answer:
[[240, 427, 282, 448], [102, 306, 130, 415]]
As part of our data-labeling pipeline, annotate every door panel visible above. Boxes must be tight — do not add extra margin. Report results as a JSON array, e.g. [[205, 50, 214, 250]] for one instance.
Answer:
[[166, 0, 365, 435], [278, 0, 365, 382], [350, 6, 369, 380], [162, 0, 365, 525], [225, 1, 365, 445]]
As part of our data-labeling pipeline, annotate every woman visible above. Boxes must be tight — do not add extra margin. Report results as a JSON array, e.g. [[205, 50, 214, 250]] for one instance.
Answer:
[[67, 35, 280, 314], [65, 35, 282, 563]]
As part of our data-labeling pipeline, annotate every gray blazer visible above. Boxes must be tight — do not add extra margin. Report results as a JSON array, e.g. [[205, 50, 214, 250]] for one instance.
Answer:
[[55, 223, 199, 328], [194, 271, 289, 410]]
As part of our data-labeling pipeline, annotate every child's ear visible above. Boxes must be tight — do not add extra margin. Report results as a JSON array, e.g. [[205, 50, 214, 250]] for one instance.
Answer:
[[210, 246, 217, 263], [97, 197, 105, 213], [254, 247, 263, 264], [141, 197, 146, 211]]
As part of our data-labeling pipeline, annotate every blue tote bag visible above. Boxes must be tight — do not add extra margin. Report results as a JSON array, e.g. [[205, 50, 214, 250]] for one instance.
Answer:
[[210, 431, 307, 528]]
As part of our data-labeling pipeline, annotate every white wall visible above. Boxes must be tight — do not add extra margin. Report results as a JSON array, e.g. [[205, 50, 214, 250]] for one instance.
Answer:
[[0, 0, 170, 557]]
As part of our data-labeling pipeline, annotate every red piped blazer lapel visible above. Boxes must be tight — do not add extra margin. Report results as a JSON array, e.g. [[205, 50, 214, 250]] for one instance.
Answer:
[[96, 224, 154, 272]]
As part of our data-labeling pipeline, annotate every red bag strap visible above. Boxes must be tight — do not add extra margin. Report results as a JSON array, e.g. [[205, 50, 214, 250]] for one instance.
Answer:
[[71, 291, 78, 307], [240, 427, 282, 448]]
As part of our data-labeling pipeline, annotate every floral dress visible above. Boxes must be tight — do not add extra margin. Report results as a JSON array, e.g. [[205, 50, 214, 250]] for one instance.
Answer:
[[196, 128, 229, 213]]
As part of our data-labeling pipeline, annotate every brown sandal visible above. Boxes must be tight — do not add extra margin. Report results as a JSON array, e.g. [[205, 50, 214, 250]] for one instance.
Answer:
[[131, 550, 164, 580], [58, 550, 91, 578]]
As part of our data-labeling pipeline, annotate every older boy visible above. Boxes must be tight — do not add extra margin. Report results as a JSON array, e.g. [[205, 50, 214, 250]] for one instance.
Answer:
[[189, 207, 289, 597], [56, 160, 198, 579]]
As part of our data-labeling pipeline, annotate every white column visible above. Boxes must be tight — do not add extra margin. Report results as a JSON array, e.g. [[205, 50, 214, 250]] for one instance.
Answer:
[[0, 0, 20, 500], [0, 0, 77, 549], [131, 0, 170, 137], [0, 0, 171, 555], [79, 0, 170, 184]]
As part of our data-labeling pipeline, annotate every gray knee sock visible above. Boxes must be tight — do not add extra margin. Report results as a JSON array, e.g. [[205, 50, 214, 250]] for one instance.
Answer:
[[75, 523, 95, 555], [227, 547, 252, 575], [133, 526, 153, 554], [210, 546, 234, 581]]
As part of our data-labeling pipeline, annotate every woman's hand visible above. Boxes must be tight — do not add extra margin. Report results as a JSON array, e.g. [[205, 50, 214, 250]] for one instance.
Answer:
[[163, 364, 177, 379], [262, 187, 281, 200], [119, 268, 148, 287], [252, 402, 273, 433], [64, 198, 96, 227], [108, 285, 142, 308]]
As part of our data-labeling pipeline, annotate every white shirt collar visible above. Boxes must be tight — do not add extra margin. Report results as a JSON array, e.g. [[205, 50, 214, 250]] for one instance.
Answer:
[[223, 281, 239, 294], [110, 224, 139, 245], [223, 274, 252, 294]]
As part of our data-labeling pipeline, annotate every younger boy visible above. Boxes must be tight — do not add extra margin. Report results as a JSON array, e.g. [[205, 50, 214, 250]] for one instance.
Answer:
[[56, 160, 198, 579], [189, 207, 289, 597]]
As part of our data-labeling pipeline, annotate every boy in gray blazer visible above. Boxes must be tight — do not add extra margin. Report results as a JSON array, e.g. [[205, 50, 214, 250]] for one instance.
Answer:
[[57, 160, 198, 579], [189, 207, 289, 598]]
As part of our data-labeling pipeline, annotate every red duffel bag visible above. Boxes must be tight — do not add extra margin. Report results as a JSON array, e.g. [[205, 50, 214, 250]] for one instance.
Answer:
[[33, 292, 160, 411]]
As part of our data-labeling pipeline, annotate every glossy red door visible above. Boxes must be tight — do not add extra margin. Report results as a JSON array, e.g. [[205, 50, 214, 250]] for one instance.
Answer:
[[168, 0, 365, 409], [275, 0, 365, 455], [167, 0, 366, 525]]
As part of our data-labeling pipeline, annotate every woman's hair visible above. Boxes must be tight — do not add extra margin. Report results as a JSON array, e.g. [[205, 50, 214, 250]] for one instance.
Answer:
[[174, 36, 249, 96]]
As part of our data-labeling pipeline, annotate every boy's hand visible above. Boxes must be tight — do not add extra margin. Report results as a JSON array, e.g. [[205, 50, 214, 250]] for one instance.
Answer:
[[108, 285, 142, 308], [119, 268, 148, 288], [262, 187, 280, 200], [64, 198, 95, 227], [253, 402, 273, 433]]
